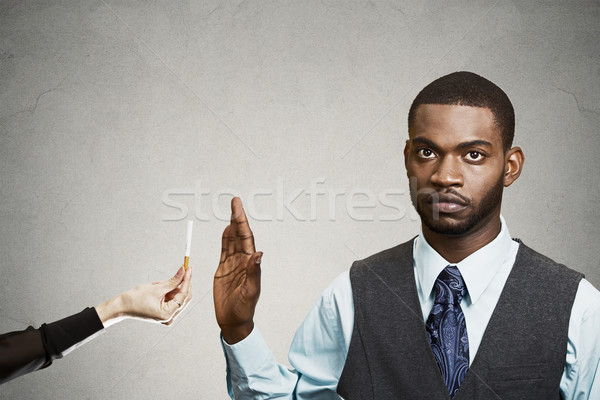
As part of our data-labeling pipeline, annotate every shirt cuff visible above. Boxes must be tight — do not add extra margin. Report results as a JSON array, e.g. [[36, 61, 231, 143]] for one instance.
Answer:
[[221, 327, 273, 376]]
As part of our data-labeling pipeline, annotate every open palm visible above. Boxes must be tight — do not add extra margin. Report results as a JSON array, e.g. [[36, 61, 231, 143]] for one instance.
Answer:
[[214, 197, 262, 343]]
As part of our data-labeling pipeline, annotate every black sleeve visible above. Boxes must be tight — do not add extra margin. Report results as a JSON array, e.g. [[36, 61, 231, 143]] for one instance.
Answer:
[[0, 307, 104, 385]]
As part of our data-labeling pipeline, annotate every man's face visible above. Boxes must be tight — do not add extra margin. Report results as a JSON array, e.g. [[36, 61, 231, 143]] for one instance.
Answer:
[[405, 104, 507, 237]]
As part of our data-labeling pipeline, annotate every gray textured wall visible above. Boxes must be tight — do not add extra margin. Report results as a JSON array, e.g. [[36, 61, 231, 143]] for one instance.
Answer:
[[1, 1, 599, 398]]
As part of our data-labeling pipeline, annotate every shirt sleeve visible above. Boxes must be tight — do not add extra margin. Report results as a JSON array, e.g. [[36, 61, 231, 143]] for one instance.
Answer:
[[0, 307, 105, 385], [221, 271, 354, 399], [560, 278, 600, 399]]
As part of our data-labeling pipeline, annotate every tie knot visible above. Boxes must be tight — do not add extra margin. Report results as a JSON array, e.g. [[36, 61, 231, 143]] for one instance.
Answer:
[[433, 265, 467, 305]]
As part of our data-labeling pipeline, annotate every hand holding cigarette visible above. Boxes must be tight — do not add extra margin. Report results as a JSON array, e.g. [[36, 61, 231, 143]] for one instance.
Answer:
[[96, 265, 192, 326], [0, 223, 195, 385], [97, 221, 194, 325]]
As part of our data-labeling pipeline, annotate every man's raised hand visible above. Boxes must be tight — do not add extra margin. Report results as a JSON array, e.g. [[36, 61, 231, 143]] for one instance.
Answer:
[[214, 197, 263, 344]]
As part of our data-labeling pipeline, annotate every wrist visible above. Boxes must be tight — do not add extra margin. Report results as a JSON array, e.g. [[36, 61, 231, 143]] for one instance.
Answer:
[[221, 322, 254, 344], [95, 294, 125, 325]]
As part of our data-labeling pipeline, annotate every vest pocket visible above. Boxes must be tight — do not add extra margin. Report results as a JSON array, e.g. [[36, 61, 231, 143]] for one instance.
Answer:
[[486, 364, 550, 399], [487, 364, 548, 382]]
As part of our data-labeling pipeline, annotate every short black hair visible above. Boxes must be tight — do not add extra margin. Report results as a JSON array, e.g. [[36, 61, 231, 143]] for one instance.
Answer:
[[408, 71, 515, 151]]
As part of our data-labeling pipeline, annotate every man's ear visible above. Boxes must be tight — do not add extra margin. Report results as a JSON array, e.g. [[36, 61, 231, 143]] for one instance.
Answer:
[[403, 139, 410, 170], [504, 146, 524, 187]]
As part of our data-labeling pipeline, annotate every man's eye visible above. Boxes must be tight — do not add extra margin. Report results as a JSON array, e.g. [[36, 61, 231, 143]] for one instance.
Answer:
[[466, 151, 482, 161], [418, 149, 435, 158]]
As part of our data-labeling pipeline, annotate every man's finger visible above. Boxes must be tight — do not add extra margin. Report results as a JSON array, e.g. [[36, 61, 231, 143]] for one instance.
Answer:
[[231, 197, 242, 254], [245, 251, 263, 298], [227, 225, 235, 257], [231, 197, 255, 255], [220, 226, 230, 264]]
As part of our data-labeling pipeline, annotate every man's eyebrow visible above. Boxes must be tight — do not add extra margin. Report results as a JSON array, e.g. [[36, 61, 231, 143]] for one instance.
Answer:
[[410, 137, 494, 151], [410, 137, 439, 151], [455, 140, 494, 150]]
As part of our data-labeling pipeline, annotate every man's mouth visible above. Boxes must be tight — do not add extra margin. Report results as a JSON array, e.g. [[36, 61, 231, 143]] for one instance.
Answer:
[[425, 192, 470, 214]]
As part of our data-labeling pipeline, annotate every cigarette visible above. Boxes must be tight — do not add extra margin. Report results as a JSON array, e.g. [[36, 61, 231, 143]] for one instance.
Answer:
[[184, 220, 193, 269]]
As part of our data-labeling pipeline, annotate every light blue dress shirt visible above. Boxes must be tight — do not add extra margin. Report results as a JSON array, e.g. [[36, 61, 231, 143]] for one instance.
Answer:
[[222, 219, 600, 399]]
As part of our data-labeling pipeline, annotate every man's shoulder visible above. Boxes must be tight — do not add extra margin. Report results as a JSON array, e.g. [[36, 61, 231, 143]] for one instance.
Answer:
[[349, 238, 416, 279], [356, 238, 415, 264], [515, 239, 584, 280]]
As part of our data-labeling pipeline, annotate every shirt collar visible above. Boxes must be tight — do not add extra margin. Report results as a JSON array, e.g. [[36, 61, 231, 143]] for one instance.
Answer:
[[414, 216, 514, 305]]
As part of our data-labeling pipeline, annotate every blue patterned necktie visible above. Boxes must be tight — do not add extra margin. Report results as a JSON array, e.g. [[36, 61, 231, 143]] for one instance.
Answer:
[[426, 265, 470, 398]]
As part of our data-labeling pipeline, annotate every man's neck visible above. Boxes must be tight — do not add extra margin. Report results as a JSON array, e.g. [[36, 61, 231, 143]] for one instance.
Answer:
[[422, 214, 502, 264]]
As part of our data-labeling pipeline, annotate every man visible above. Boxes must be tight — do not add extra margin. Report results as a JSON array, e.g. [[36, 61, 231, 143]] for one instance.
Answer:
[[214, 72, 600, 399]]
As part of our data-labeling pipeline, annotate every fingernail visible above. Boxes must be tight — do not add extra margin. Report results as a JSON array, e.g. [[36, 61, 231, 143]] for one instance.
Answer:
[[255, 254, 262, 264]]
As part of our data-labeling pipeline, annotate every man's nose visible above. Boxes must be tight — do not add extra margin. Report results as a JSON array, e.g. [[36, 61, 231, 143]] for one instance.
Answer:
[[430, 156, 463, 187]]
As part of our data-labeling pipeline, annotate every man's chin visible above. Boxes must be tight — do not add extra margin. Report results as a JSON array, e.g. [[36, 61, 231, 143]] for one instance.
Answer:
[[418, 211, 477, 237], [422, 219, 474, 237]]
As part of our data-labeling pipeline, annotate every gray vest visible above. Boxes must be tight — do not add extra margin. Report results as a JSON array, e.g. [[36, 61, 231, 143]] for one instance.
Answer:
[[337, 239, 583, 400]]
